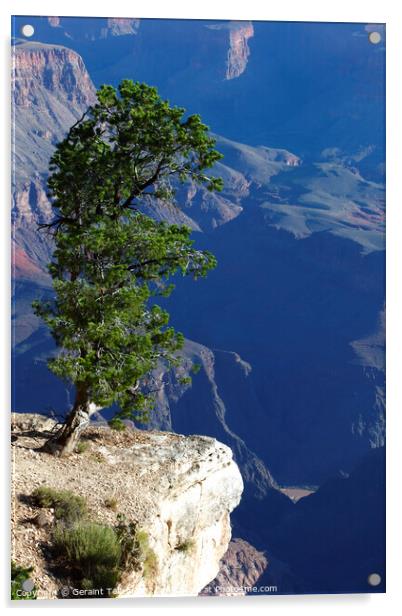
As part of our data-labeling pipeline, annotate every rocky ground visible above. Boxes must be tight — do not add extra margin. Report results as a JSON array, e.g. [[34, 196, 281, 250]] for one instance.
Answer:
[[11, 414, 163, 598], [11, 413, 244, 599]]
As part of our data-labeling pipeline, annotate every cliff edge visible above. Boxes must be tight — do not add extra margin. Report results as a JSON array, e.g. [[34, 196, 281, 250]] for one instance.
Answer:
[[11, 414, 243, 598]]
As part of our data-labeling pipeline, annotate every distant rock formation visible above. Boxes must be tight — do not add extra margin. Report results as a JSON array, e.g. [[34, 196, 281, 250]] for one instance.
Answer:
[[11, 414, 243, 598], [226, 22, 254, 80], [106, 18, 140, 37], [46, 16, 140, 39], [12, 42, 95, 109], [201, 538, 268, 595], [47, 17, 60, 28], [12, 41, 97, 280]]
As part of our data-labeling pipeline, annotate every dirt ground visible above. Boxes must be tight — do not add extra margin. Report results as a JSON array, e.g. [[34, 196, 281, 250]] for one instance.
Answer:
[[11, 414, 170, 599]]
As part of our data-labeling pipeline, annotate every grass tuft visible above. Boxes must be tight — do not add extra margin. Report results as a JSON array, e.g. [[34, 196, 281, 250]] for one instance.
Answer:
[[75, 441, 89, 454], [32, 486, 87, 525]]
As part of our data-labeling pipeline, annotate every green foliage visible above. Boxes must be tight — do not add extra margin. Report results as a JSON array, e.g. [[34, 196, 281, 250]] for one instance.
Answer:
[[11, 562, 36, 600], [34, 79, 222, 426], [114, 514, 157, 580], [75, 441, 89, 454], [52, 515, 157, 593], [108, 417, 126, 432], [32, 486, 87, 524], [190, 363, 201, 375], [177, 361, 201, 386], [175, 538, 195, 553], [53, 522, 121, 591], [114, 514, 143, 572], [135, 529, 158, 581]]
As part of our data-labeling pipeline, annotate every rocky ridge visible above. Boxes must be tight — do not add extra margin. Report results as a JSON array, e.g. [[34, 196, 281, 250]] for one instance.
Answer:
[[12, 41, 97, 278], [147, 339, 280, 500], [46, 16, 140, 39]]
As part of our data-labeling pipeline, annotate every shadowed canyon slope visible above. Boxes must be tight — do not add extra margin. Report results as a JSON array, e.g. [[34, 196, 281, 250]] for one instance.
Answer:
[[15, 18, 385, 167], [12, 32, 385, 484], [11, 19, 385, 594]]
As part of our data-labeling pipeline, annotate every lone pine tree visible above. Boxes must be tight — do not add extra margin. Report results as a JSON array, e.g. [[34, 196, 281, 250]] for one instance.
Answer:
[[34, 80, 223, 455]]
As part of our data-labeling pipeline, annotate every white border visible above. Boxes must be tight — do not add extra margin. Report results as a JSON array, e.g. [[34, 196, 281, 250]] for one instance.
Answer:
[[2, 0, 401, 614], [1, 0, 393, 23]]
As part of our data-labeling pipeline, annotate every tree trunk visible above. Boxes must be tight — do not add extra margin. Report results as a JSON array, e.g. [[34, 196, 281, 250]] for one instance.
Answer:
[[43, 387, 92, 456]]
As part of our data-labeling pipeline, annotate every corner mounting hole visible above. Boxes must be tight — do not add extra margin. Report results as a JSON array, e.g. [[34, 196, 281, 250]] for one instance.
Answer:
[[368, 31, 381, 45], [368, 573, 381, 586], [21, 24, 35, 38]]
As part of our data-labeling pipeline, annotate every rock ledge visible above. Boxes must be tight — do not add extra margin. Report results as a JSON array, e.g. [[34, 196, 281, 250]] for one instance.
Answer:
[[11, 414, 243, 598]]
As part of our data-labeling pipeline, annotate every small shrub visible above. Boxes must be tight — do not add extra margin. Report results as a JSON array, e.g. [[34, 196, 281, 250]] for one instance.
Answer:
[[108, 417, 126, 432], [32, 486, 87, 525], [104, 497, 118, 512], [50, 510, 157, 594], [175, 538, 195, 553], [11, 562, 36, 600], [75, 441, 89, 454], [134, 528, 158, 581], [53, 522, 121, 591], [114, 514, 158, 581], [91, 451, 106, 464], [114, 514, 142, 572], [191, 363, 201, 375], [31, 486, 56, 508]]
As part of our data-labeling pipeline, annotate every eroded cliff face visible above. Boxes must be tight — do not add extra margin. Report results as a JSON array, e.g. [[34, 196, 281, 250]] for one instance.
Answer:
[[11, 415, 243, 598], [12, 41, 97, 280], [124, 432, 243, 596], [106, 18, 140, 37], [226, 22, 254, 80], [46, 16, 140, 38], [11, 40, 251, 281], [12, 43, 95, 108]]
